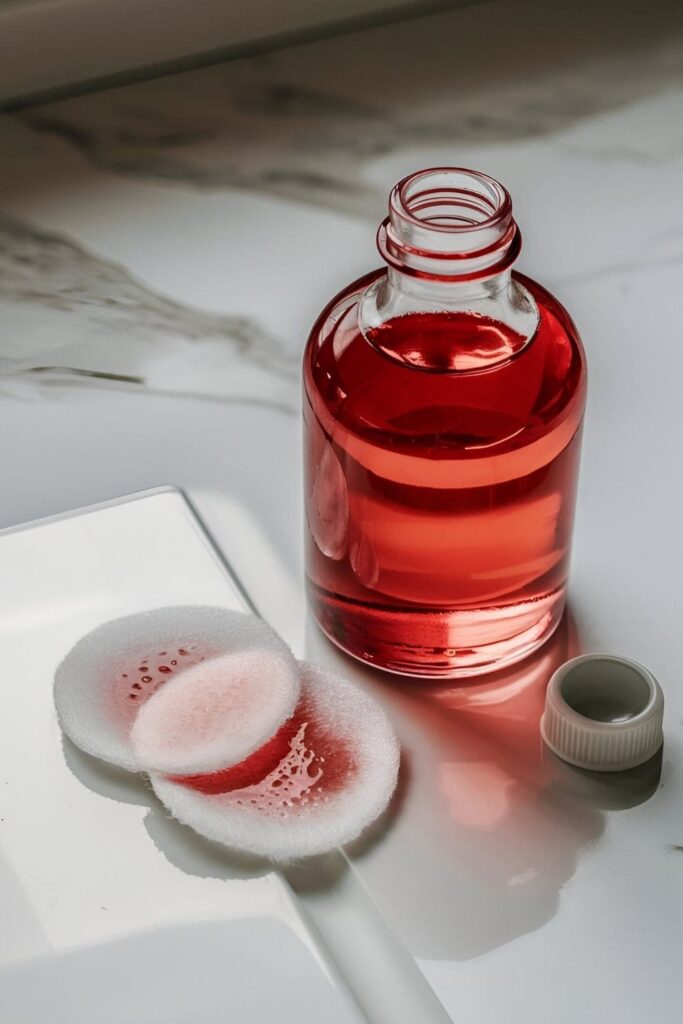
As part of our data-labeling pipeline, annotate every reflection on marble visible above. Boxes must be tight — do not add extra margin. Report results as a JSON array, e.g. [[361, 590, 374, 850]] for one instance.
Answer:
[[0, 215, 297, 410], [16, 0, 683, 215], [308, 613, 596, 961]]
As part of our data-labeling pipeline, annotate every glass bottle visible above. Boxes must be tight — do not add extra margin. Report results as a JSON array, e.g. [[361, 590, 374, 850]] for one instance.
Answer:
[[303, 168, 586, 678]]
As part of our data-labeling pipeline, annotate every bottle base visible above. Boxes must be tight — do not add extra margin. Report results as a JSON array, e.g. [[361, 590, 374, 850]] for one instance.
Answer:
[[307, 582, 566, 680]]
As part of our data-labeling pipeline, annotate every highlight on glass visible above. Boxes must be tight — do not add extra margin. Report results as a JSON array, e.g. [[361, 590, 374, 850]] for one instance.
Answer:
[[303, 167, 587, 678]]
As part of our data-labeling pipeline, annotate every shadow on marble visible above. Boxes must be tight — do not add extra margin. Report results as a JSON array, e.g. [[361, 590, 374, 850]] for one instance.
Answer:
[[306, 609, 661, 961]]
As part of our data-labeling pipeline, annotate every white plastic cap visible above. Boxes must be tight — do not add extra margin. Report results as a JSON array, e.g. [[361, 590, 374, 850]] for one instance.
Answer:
[[541, 654, 664, 772]]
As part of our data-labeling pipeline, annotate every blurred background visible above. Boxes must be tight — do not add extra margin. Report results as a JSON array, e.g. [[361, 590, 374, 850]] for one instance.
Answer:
[[0, 0, 464, 105]]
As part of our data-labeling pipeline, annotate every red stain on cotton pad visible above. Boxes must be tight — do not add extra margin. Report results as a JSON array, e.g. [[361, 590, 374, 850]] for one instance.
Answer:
[[113, 645, 211, 727], [169, 697, 356, 799], [168, 715, 302, 794], [148, 663, 399, 860], [54, 605, 300, 774], [130, 649, 301, 776]]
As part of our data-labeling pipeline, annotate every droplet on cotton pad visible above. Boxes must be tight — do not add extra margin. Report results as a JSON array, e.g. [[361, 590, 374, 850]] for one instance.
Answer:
[[54, 605, 298, 772], [149, 662, 400, 861], [130, 649, 300, 775]]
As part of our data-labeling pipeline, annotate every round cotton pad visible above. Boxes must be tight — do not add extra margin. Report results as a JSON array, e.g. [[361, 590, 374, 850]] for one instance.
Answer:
[[54, 605, 298, 772], [149, 662, 400, 861], [130, 649, 300, 775]]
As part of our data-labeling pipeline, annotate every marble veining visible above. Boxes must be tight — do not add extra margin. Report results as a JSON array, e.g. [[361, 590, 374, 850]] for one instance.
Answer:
[[17, 1, 683, 216], [0, 215, 297, 411]]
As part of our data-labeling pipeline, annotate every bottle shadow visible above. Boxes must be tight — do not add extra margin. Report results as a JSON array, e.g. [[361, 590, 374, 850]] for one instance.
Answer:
[[306, 609, 662, 961]]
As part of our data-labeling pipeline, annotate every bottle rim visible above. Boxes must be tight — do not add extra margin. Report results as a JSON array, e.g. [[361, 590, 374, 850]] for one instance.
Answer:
[[378, 166, 521, 281]]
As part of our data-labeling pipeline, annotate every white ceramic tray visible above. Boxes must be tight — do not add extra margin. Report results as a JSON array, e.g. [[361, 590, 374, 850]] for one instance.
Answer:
[[0, 487, 447, 1024]]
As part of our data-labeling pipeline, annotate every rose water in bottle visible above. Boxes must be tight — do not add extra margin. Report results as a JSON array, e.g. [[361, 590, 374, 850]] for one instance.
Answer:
[[303, 168, 586, 678]]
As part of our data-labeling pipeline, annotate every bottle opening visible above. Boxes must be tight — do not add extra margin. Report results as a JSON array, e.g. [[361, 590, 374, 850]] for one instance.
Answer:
[[379, 167, 520, 280]]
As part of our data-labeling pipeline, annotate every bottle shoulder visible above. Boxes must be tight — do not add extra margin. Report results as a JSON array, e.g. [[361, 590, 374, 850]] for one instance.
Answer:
[[304, 269, 586, 458]]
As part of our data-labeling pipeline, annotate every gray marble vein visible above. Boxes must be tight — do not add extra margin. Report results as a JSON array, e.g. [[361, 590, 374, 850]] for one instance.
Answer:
[[16, 0, 683, 216], [0, 215, 298, 411]]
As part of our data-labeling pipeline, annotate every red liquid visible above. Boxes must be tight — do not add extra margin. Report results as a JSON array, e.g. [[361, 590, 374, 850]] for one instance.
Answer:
[[168, 714, 303, 794], [303, 271, 586, 677], [114, 642, 356, 806], [170, 697, 356, 807], [117, 645, 204, 720]]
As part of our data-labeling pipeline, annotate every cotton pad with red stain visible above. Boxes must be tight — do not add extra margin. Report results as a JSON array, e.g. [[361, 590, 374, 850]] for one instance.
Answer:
[[130, 649, 300, 775], [54, 605, 299, 772], [147, 662, 400, 861]]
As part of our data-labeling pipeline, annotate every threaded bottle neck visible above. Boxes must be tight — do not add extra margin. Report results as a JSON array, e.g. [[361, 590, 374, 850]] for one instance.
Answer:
[[359, 167, 537, 366], [377, 167, 521, 282]]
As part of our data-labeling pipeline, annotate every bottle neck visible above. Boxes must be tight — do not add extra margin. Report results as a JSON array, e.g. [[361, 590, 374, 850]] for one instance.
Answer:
[[359, 167, 539, 352], [387, 264, 513, 306]]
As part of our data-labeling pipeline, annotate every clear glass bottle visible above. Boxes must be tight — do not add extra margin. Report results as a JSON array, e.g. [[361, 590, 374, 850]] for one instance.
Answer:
[[303, 168, 586, 678]]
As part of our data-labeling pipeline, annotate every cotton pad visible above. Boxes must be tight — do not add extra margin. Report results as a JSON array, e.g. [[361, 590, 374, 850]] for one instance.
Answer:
[[54, 605, 298, 772], [130, 649, 300, 775], [148, 662, 400, 861]]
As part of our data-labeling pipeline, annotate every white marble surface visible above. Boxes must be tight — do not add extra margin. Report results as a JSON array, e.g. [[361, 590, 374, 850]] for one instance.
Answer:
[[1, 0, 683, 1020]]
